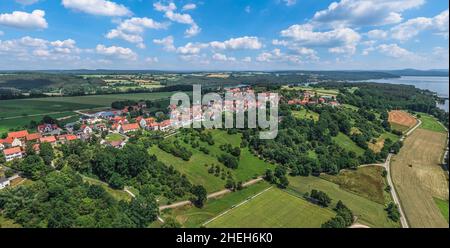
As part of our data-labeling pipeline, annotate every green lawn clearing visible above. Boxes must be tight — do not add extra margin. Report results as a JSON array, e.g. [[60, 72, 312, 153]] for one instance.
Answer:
[[206, 187, 335, 228]]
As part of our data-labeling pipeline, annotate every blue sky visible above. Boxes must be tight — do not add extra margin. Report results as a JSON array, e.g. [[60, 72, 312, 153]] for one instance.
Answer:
[[0, 0, 448, 70]]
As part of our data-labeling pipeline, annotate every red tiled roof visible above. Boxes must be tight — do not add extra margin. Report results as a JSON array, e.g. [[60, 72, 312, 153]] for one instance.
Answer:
[[66, 134, 78, 141], [3, 147, 22, 156], [121, 123, 140, 131], [8, 130, 29, 139], [26, 133, 41, 141], [40, 136, 57, 143], [0, 136, 14, 144]]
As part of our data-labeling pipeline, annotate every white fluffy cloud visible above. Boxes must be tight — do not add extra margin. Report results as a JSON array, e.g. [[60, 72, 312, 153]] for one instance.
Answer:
[[376, 43, 414, 58], [0, 36, 82, 62], [256, 48, 303, 64], [212, 53, 236, 62], [106, 17, 168, 48], [96, 44, 137, 60], [182, 3, 197, 11], [0, 10, 48, 29], [391, 10, 449, 41], [312, 0, 425, 27], [210, 36, 262, 50], [154, 2, 201, 37], [176, 42, 208, 55], [62, 0, 132, 17], [153, 36, 176, 51], [280, 24, 361, 54], [15, 0, 39, 5], [366, 29, 388, 40]]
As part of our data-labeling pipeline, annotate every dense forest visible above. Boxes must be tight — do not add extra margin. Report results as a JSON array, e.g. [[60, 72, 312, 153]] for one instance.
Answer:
[[317, 82, 449, 127]]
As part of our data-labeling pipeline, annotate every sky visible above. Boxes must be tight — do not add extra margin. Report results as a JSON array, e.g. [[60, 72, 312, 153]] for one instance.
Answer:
[[0, 0, 448, 70]]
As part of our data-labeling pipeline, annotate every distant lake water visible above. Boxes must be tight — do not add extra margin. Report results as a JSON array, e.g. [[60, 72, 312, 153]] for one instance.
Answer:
[[363, 76, 449, 112]]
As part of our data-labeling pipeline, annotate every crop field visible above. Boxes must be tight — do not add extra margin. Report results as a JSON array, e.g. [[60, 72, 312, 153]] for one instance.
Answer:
[[287, 176, 399, 228], [292, 109, 320, 121], [388, 110, 417, 132], [150, 130, 275, 193], [0, 92, 176, 119], [161, 181, 271, 227], [333, 132, 365, 156], [320, 166, 387, 204], [205, 187, 335, 228], [0, 111, 76, 133], [419, 114, 447, 133], [391, 128, 448, 227]]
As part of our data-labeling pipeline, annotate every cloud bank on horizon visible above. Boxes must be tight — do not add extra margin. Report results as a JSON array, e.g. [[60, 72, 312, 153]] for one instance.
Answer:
[[0, 0, 448, 70]]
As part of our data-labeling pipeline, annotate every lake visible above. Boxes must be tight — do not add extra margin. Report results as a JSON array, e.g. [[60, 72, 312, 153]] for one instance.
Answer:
[[364, 76, 449, 112]]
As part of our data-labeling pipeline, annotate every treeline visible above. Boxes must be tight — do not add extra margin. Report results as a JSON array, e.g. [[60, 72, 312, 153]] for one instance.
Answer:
[[319, 82, 448, 127]]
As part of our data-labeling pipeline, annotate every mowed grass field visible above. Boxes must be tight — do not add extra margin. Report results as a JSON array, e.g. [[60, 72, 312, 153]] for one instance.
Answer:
[[287, 176, 399, 227], [391, 128, 449, 227], [320, 166, 387, 205], [292, 109, 320, 121], [161, 181, 271, 227], [149, 130, 275, 193], [333, 132, 365, 156], [206, 187, 335, 228], [419, 113, 447, 133]]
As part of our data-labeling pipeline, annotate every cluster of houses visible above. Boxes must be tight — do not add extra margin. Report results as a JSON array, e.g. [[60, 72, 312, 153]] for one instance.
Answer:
[[287, 91, 340, 107], [1, 86, 284, 163], [0, 125, 79, 162]]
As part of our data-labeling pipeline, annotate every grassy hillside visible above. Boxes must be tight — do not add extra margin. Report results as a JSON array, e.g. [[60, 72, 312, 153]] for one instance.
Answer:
[[206, 187, 335, 228], [333, 132, 365, 156], [149, 130, 275, 193], [287, 176, 399, 228]]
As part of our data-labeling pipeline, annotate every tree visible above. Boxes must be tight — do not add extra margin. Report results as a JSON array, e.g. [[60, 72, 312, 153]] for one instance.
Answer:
[[162, 217, 182, 228], [108, 173, 125, 190], [386, 202, 400, 222], [310, 189, 332, 207], [126, 195, 159, 228], [218, 153, 239, 169], [39, 142, 54, 166], [191, 185, 207, 208], [20, 155, 50, 180]]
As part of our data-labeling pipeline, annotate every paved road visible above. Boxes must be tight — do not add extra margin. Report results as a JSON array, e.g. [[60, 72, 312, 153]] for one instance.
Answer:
[[159, 177, 264, 211]]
